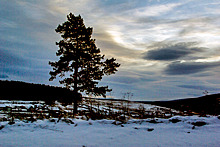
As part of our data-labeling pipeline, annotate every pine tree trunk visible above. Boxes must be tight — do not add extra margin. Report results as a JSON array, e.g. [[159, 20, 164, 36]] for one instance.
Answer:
[[73, 98, 78, 115], [73, 67, 78, 115], [73, 39, 79, 115]]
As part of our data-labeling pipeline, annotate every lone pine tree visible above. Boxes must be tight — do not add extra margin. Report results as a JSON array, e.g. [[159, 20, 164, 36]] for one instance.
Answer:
[[49, 13, 120, 114]]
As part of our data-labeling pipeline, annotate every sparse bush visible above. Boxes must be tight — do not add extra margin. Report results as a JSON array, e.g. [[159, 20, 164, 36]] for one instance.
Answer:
[[62, 118, 74, 124], [147, 128, 154, 132], [191, 121, 207, 126], [169, 118, 181, 123], [0, 125, 5, 130]]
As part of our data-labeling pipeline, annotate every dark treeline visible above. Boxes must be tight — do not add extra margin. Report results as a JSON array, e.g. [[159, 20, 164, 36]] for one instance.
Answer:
[[142, 94, 220, 115], [0, 80, 75, 105]]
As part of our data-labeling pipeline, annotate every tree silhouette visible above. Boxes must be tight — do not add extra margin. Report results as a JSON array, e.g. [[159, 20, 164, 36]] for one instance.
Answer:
[[49, 13, 120, 114]]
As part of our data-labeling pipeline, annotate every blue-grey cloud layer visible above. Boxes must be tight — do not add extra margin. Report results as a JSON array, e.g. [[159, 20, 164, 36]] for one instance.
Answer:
[[178, 85, 220, 91], [143, 42, 204, 61], [165, 61, 220, 75]]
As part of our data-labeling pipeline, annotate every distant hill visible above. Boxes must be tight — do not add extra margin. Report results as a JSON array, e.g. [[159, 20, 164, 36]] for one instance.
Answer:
[[1, 80, 219, 115], [141, 94, 220, 115], [0, 80, 76, 104]]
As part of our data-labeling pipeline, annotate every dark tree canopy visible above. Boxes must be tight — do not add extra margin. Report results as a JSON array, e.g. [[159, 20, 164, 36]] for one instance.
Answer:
[[49, 13, 120, 98], [0, 80, 75, 105]]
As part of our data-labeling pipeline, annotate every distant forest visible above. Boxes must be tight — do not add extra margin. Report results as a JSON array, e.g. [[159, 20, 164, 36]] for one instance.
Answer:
[[143, 94, 220, 115], [0, 80, 75, 104]]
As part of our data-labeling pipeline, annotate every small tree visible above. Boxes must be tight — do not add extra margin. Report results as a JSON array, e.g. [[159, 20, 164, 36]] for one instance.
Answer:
[[49, 13, 120, 114]]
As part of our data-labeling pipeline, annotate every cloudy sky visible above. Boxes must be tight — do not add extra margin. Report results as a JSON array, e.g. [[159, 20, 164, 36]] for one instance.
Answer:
[[1, 0, 220, 100]]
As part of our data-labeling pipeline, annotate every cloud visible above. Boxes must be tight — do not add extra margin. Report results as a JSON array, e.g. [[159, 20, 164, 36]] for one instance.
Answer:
[[143, 42, 204, 61], [164, 61, 220, 75], [134, 3, 182, 17], [0, 74, 9, 79], [0, 49, 26, 67], [178, 85, 220, 91], [103, 73, 158, 86], [0, 40, 53, 83]]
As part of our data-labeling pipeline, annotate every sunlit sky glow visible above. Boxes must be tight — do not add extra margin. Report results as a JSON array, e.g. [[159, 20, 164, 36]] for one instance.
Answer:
[[1, 0, 220, 100]]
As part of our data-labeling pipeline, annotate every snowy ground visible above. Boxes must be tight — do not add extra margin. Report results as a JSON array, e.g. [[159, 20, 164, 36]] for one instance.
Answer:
[[1, 116, 220, 147], [0, 99, 181, 119]]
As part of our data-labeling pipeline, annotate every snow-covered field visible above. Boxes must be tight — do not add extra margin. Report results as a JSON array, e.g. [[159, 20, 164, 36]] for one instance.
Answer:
[[0, 100, 219, 146], [1, 115, 220, 147]]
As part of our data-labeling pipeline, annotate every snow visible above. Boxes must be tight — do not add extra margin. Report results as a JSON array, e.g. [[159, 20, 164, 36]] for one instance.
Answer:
[[0, 100, 44, 109], [0, 100, 219, 146], [0, 116, 220, 147]]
